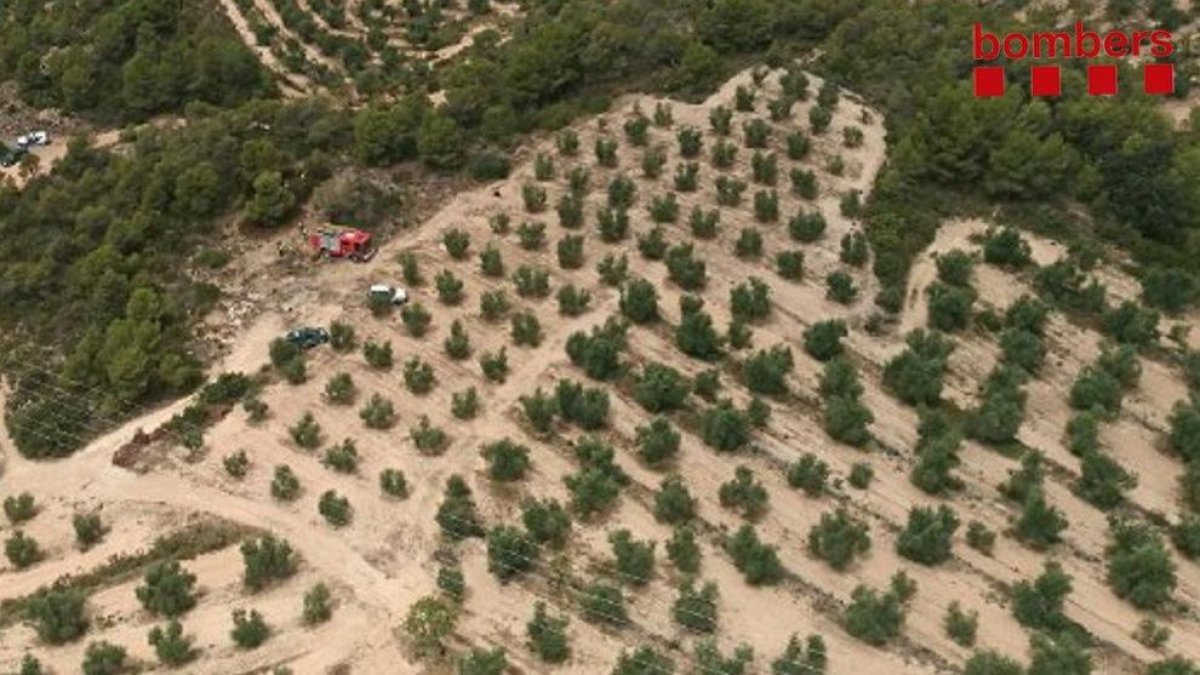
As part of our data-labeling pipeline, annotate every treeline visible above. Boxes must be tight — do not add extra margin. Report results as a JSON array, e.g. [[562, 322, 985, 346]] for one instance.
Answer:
[[2, 99, 353, 457], [820, 0, 1200, 310], [0, 0, 273, 122]]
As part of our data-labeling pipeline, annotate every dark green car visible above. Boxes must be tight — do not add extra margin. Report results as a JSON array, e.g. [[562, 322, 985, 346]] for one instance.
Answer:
[[284, 327, 330, 349], [0, 145, 25, 168]]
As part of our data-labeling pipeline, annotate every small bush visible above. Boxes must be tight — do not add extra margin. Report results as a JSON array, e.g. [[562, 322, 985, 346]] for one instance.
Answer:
[[944, 601, 978, 647], [512, 265, 551, 298], [148, 620, 196, 666], [303, 583, 333, 625], [826, 271, 858, 304], [480, 348, 509, 383], [807, 508, 871, 570], [359, 393, 396, 430], [318, 490, 352, 527], [136, 561, 197, 617], [322, 438, 359, 474], [403, 357, 436, 394], [230, 609, 270, 649], [380, 469, 409, 498], [719, 466, 770, 520], [848, 463, 874, 489], [787, 453, 830, 497], [289, 412, 322, 449], [556, 234, 586, 269], [482, 438, 531, 482], [777, 250, 804, 280], [73, 513, 106, 549], [270, 465, 301, 501], [81, 641, 127, 675], [896, 505, 960, 566], [966, 520, 996, 556], [363, 340, 394, 369], [442, 228, 471, 260], [517, 220, 546, 250], [5, 531, 42, 569], [487, 525, 538, 582]]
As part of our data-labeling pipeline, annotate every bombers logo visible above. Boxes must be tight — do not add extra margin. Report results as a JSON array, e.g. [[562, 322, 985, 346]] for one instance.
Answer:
[[972, 22, 1176, 97]]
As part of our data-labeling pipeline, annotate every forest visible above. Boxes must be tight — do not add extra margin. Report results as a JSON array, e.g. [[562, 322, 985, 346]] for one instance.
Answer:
[[3, 0, 1200, 458]]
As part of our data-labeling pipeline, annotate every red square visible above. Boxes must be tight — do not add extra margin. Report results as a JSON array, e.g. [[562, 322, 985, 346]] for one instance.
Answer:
[[1030, 65, 1062, 97], [973, 67, 1005, 97], [1144, 63, 1175, 95], [1087, 64, 1118, 96]]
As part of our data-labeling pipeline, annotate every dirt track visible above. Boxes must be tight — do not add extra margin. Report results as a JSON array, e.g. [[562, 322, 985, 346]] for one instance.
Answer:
[[1, 67, 1198, 674]]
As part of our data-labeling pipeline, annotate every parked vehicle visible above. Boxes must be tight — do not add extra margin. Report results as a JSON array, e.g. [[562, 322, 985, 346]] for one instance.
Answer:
[[0, 145, 25, 167], [284, 327, 330, 348], [368, 284, 409, 306], [308, 228, 375, 262]]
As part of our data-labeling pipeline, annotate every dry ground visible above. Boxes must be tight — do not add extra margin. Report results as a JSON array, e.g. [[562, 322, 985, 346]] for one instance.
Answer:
[[1, 67, 1198, 674]]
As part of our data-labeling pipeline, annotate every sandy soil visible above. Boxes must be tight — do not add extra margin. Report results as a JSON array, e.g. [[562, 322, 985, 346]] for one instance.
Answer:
[[2, 66, 1197, 675]]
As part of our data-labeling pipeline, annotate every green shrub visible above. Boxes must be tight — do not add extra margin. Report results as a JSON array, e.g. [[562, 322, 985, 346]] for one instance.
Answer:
[[443, 228, 471, 260], [637, 418, 682, 467], [136, 561, 197, 617], [843, 583, 907, 646], [522, 498, 572, 548], [318, 490, 352, 527], [363, 340, 394, 369], [380, 469, 409, 498], [719, 466, 769, 520], [270, 465, 301, 501], [289, 412, 321, 449], [726, 525, 784, 585], [804, 320, 847, 362], [517, 220, 547, 250], [771, 633, 827, 675], [581, 581, 627, 626], [322, 438, 359, 474], [5, 531, 42, 569], [3, 493, 37, 524], [787, 453, 829, 497], [401, 302, 433, 336], [404, 357, 436, 394], [73, 513, 106, 549], [487, 525, 537, 582], [848, 463, 874, 490], [512, 265, 551, 298], [359, 393, 396, 429], [673, 580, 719, 633], [230, 609, 270, 649], [480, 347, 509, 383], [807, 507, 871, 570], [437, 476, 484, 540], [826, 271, 858, 304], [81, 641, 127, 675], [1014, 489, 1068, 550], [883, 330, 955, 406], [777, 250, 804, 280], [896, 505, 959, 566], [451, 387, 481, 420], [527, 602, 570, 663], [148, 620, 196, 666], [482, 438, 531, 482], [678, 126, 703, 157], [667, 525, 701, 574], [1107, 517, 1176, 609], [303, 583, 333, 625]]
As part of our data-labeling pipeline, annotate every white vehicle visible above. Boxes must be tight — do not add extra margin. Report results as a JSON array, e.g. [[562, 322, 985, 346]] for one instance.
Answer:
[[369, 284, 409, 306], [15, 132, 48, 150]]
